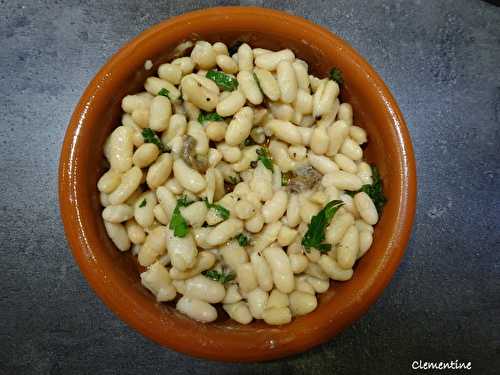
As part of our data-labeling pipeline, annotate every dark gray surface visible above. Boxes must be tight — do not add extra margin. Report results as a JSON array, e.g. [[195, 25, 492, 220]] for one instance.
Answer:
[[1, 0, 499, 374]]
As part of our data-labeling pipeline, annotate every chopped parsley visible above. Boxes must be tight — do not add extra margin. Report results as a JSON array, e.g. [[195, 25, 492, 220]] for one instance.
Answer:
[[203, 198, 230, 221], [329, 67, 343, 85], [202, 269, 236, 284], [302, 200, 344, 253], [236, 233, 251, 247], [138, 198, 147, 208], [141, 128, 166, 152], [256, 147, 273, 172], [206, 70, 238, 91], [198, 111, 224, 124], [158, 88, 170, 98], [169, 196, 194, 237]]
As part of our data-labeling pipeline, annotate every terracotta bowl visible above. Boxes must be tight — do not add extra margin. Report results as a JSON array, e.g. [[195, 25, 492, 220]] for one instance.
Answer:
[[59, 7, 416, 362]]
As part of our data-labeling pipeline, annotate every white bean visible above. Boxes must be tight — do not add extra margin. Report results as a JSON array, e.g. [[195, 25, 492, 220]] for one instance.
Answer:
[[225, 106, 253, 146], [268, 139, 296, 172], [221, 240, 249, 271], [169, 252, 216, 280], [180, 201, 208, 228], [180, 75, 218, 111], [171, 56, 195, 75], [286, 194, 301, 228], [237, 43, 253, 71], [125, 219, 146, 244], [246, 288, 268, 319], [107, 126, 133, 172], [216, 90, 246, 117], [322, 171, 362, 191], [318, 255, 353, 281], [289, 291, 317, 316], [250, 252, 274, 292], [223, 284, 242, 304], [340, 138, 363, 161], [132, 143, 159, 168], [263, 246, 294, 293], [326, 120, 350, 156], [269, 102, 293, 121], [293, 89, 313, 114], [334, 153, 358, 174], [162, 114, 187, 144], [255, 49, 294, 71], [267, 119, 302, 145], [216, 54, 238, 74], [326, 211, 354, 244], [138, 226, 167, 266], [354, 192, 379, 225], [102, 204, 133, 223], [245, 212, 264, 233], [140, 262, 176, 302], [277, 60, 297, 103], [134, 191, 156, 228], [184, 275, 225, 303], [146, 153, 173, 189], [308, 152, 339, 175], [277, 226, 298, 247], [313, 80, 339, 117], [121, 92, 153, 113], [104, 221, 130, 251], [223, 302, 253, 324], [350, 126, 367, 144], [236, 263, 258, 292], [205, 121, 227, 142], [97, 169, 121, 193], [144, 76, 181, 100], [337, 102, 353, 126], [292, 61, 310, 91], [237, 71, 263, 105], [337, 225, 359, 269], [289, 253, 308, 274], [253, 68, 280, 101], [173, 159, 207, 193], [306, 276, 330, 293], [190, 41, 216, 69], [165, 229, 197, 271], [310, 125, 329, 155], [205, 218, 243, 247], [108, 167, 143, 205], [358, 230, 373, 259], [158, 63, 182, 85], [262, 307, 292, 325], [176, 296, 217, 323], [262, 190, 288, 223], [187, 121, 209, 155], [149, 95, 171, 132]]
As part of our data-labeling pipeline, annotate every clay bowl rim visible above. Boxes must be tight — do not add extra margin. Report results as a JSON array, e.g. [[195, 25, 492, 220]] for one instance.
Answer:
[[59, 6, 417, 362]]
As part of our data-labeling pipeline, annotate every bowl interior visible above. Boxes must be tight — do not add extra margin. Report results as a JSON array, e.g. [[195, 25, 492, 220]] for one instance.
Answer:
[[60, 7, 415, 362]]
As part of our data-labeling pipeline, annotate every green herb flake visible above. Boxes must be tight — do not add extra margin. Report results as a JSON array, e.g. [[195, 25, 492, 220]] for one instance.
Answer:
[[202, 270, 236, 284], [227, 175, 240, 185], [141, 128, 166, 153], [329, 67, 343, 85], [158, 88, 170, 98], [198, 111, 224, 124], [138, 198, 147, 208], [169, 196, 194, 237], [203, 198, 230, 221], [302, 200, 344, 253], [236, 233, 250, 247], [206, 70, 238, 91], [256, 147, 273, 172]]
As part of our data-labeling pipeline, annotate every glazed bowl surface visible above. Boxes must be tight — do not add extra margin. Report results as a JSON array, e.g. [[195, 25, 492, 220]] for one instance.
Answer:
[[59, 6, 416, 362]]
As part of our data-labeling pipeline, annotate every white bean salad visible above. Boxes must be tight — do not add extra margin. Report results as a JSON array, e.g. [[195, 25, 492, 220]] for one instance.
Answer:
[[98, 40, 387, 325]]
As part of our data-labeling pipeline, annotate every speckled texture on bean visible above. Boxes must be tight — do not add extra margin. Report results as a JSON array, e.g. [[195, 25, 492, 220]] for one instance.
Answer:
[[1, 0, 499, 374]]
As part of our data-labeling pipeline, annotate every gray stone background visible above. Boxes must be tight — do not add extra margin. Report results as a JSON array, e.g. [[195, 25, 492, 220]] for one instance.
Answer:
[[1, 0, 499, 374]]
